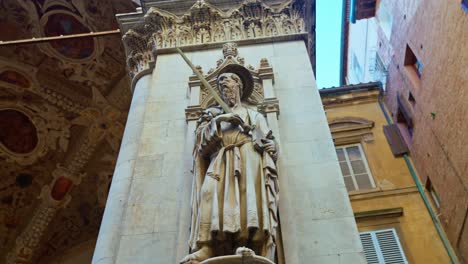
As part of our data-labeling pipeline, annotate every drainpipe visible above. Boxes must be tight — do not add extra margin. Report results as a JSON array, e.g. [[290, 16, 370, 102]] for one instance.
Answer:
[[377, 86, 459, 264]]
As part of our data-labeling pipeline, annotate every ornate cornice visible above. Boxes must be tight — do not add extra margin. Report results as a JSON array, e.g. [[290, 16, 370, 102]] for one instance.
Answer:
[[118, 0, 310, 82], [328, 116, 375, 145]]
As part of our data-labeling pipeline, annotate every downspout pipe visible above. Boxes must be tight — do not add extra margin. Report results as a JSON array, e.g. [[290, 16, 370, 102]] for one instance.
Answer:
[[377, 84, 459, 264]]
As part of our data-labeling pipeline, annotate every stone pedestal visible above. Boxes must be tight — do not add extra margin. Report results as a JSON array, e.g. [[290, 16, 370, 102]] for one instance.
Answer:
[[201, 248, 274, 264]]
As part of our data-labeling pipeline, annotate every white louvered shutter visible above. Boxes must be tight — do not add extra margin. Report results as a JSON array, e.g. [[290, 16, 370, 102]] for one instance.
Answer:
[[360, 229, 408, 264]]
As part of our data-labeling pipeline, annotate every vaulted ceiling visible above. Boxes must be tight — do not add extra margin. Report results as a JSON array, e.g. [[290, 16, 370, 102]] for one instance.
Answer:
[[0, 0, 137, 262]]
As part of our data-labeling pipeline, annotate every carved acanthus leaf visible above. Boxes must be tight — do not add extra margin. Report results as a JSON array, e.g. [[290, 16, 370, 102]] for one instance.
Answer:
[[120, 0, 305, 78]]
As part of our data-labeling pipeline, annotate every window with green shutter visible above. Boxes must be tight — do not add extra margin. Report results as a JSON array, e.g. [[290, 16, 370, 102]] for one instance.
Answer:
[[360, 229, 408, 264]]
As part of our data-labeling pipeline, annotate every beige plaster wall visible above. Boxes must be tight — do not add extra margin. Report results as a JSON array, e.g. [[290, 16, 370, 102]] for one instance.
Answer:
[[97, 40, 365, 264]]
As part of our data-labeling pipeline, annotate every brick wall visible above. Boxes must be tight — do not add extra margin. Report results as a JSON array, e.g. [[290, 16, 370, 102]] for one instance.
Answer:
[[377, 0, 468, 261]]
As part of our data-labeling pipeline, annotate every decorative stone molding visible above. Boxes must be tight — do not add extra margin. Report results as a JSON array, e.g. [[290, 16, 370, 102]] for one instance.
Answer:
[[0, 101, 70, 165], [328, 116, 375, 145], [6, 188, 70, 264], [122, 29, 156, 81], [0, 59, 86, 114], [5, 118, 106, 263], [145, 0, 305, 48], [185, 105, 203, 122], [258, 58, 274, 80], [321, 88, 380, 109], [119, 0, 307, 81], [71, 87, 125, 152], [258, 98, 280, 115], [37, 8, 104, 63]]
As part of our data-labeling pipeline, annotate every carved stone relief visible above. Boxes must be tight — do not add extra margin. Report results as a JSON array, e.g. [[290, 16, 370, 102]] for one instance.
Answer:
[[329, 117, 375, 145], [189, 42, 266, 110], [182, 43, 279, 263], [121, 0, 306, 78]]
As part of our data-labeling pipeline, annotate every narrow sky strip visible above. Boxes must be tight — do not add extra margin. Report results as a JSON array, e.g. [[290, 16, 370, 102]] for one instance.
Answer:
[[316, 0, 343, 89]]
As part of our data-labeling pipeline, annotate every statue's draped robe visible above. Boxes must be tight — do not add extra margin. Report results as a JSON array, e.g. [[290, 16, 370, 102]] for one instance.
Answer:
[[189, 106, 279, 260]]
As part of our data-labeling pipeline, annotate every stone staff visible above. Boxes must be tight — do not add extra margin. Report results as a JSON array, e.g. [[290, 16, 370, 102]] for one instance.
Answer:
[[176, 47, 232, 113]]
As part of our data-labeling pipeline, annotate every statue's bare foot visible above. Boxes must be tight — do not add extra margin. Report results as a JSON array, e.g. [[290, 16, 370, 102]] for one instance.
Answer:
[[180, 245, 214, 264]]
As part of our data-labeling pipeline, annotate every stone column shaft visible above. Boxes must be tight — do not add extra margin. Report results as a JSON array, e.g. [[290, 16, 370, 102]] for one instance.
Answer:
[[92, 73, 153, 264]]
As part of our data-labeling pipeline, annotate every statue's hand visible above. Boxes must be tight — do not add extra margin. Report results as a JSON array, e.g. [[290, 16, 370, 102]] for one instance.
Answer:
[[261, 138, 277, 156], [215, 113, 244, 126]]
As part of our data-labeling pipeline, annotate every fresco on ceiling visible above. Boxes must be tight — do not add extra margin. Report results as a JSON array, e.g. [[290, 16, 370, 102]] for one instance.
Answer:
[[44, 13, 94, 60], [0, 110, 38, 154], [0, 70, 31, 88]]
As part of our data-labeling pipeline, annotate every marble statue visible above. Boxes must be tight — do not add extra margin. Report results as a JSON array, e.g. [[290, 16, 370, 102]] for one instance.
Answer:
[[181, 67, 280, 263]]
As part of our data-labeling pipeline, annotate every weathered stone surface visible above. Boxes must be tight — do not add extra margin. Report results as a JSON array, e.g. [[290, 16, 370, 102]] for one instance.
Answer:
[[95, 40, 364, 264]]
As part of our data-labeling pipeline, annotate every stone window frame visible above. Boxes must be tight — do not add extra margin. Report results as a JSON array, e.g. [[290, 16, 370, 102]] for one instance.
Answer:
[[425, 178, 441, 212], [328, 116, 377, 192], [404, 44, 423, 88], [329, 116, 375, 146], [336, 143, 376, 192]]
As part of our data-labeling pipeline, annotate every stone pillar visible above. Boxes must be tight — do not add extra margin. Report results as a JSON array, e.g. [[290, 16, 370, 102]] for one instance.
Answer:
[[104, 1, 365, 263], [258, 59, 281, 143], [92, 72, 153, 264], [270, 41, 365, 263]]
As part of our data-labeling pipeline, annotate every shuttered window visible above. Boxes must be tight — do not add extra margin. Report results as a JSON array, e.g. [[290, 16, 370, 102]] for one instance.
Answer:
[[336, 144, 375, 192], [360, 229, 408, 264], [383, 124, 409, 156]]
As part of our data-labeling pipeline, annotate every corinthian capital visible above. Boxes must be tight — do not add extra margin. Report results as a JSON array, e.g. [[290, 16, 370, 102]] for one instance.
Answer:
[[121, 28, 156, 88], [117, 0, 316, 87]]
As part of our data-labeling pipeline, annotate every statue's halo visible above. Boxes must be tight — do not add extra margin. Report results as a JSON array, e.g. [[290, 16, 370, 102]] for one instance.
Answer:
[[217, 64, 254, 100]]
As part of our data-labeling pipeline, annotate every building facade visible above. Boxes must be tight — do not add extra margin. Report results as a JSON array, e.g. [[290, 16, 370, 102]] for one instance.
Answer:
[[342, 0, 468, 262], [320, 82, 451, 263]]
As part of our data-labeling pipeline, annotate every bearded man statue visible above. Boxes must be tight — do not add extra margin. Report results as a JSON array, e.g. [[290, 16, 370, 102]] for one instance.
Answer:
[[181, 66, 280, 264]]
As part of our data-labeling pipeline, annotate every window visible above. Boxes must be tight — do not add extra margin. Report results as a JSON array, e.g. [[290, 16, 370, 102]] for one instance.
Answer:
[[396, 94, 414, 140], [426, 179, 441, 210], [404, 45, 423, 80], [408, 91, 416, 107], [383, 124, 409, 157], [352, 0, 377, 21], [360, 229, 408, 264], [373, 53, 388, 91], [352, 53, 363, 82], [336, 144, 375, 192], [377, 1, 393, 39]]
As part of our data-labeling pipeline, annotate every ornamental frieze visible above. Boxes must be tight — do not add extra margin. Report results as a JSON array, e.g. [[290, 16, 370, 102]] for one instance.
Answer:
[[121, 0, 307, 78]]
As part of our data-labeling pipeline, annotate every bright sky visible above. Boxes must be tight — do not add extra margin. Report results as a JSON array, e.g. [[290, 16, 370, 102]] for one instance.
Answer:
[[316, 0, 343, 89]]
